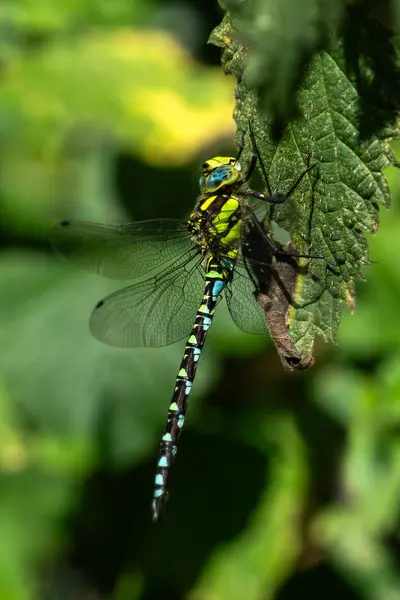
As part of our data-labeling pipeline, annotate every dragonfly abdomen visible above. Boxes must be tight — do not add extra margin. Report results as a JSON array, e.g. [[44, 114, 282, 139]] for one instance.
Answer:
[[152, 257, 234, 521]]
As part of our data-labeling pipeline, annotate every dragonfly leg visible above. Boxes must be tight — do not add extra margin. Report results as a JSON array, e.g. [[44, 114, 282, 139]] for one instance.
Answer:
[[236, 126, 257, 184], [245, 119, 318, 203], [248, 211, 339, 269]]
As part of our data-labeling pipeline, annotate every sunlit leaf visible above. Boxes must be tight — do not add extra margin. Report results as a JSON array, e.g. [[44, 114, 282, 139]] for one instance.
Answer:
[[210, 13, 397, 358], [0, 29, 234, 167]]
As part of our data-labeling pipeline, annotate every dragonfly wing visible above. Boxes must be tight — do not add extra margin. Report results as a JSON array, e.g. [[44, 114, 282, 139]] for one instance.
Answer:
[[52, 218, 192, 280], [226, 256, 268, 336], [89, 250, 204, 347], [225, 210, 281, 336]]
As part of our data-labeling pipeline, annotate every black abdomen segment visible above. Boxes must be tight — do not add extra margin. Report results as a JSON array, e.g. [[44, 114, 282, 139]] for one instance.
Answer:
[[151, 262, 227, 522]]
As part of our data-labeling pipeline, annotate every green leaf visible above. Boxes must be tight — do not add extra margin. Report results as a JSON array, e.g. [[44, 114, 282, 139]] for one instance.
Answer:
[[214, 0, 400, 139], [210, 13, 397, 358], [191, 416, 307, 600], [220, 0, 346, 129]]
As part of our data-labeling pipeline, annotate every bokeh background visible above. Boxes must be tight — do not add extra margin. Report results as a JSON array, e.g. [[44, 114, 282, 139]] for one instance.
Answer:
[[1, 1, 400, 599]]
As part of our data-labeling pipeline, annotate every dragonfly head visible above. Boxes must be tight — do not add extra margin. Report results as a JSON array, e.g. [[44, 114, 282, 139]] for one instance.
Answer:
[[199, 157, 241, 193]]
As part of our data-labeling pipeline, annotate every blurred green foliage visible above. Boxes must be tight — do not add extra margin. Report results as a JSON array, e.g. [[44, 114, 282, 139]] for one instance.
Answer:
[[1, 1, 400, 600]]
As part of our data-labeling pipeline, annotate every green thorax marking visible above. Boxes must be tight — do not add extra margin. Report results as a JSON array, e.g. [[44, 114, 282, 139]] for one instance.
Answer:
[[187, 156, 248, 261]]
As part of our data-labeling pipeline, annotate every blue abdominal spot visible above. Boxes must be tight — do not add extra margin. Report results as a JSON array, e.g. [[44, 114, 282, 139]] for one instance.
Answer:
[[212, 280, 225, 296]]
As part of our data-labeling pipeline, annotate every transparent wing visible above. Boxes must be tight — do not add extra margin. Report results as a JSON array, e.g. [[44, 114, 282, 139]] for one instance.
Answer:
[[89, 250, 205, 347], [225, 253, 268, 336], [225, 212, 276, 336], [52, 218, 192, 280]]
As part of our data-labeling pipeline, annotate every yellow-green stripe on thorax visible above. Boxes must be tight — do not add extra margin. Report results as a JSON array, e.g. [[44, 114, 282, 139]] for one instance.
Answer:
[[188, 193, 243, 268]]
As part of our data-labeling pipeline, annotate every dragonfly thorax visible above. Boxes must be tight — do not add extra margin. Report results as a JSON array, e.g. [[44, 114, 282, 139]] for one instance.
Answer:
[[188, 192, 244, 260], [189, 156, 244, 258]]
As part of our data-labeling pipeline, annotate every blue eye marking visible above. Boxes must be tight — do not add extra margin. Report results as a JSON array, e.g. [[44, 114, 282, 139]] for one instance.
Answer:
[[208, 167, 229, 189], [200, 166, 234, 193]]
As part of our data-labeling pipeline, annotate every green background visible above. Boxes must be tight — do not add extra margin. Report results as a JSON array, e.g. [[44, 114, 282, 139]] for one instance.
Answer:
[[1, 1, 400, 599]]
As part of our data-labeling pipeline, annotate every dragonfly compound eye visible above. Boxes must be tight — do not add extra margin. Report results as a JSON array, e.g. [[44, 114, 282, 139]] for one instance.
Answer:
[[202, 165, 240, 193]]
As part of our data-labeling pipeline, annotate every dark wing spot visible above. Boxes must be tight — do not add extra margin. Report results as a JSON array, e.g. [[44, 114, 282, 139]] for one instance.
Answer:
[[60, 220, 71, 227], [95, 299, 105, 309]]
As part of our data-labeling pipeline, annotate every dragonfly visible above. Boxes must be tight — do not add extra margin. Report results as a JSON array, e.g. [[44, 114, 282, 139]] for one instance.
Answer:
[[53, 126, 334, 521]]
